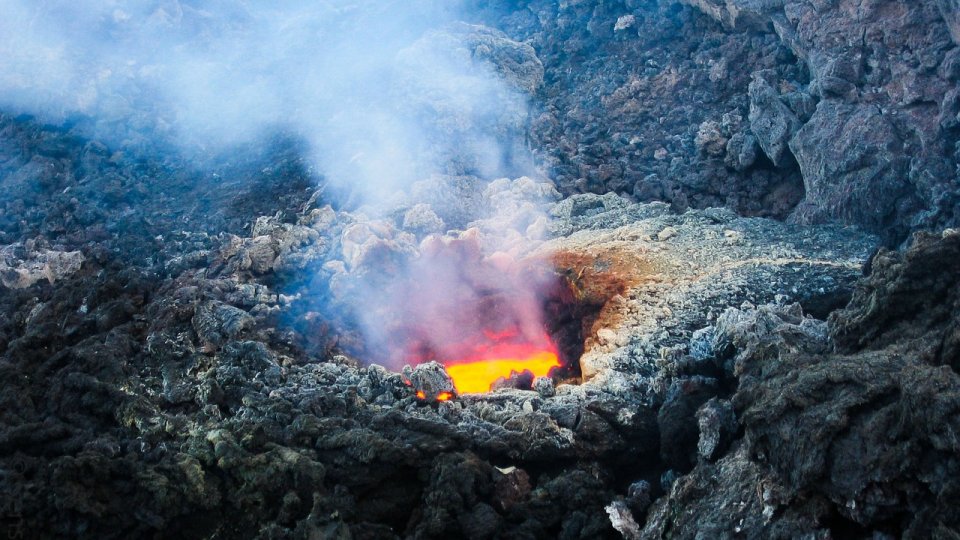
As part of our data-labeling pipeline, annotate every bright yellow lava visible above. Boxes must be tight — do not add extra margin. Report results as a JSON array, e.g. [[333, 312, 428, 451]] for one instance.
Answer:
[[444, 350, 561, 394]]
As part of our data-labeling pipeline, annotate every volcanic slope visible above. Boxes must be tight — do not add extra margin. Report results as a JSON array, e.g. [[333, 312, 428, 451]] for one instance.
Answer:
[[0, 118, 887, 538]]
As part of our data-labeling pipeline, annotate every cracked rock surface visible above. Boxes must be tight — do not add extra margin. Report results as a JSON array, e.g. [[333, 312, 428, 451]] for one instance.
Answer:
[[2, 1, 960, 538], [0, 113, 891, 539], [474, 0, 960, 243], [642, 231, 960, 539]]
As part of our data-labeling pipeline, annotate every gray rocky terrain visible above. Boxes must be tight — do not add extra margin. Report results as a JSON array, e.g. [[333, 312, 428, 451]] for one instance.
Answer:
[[2, 1, 959, 539], [473, 0, 960, 244]]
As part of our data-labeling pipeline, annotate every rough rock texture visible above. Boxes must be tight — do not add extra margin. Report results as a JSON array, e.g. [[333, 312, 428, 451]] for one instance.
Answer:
[[473, 0, 960, 242], [392, 22, 543, 181], [642, 231, 960, 538], [2, 2, 959, 538], [943, 0, 960, 44], [789, 100, 913, 233], [696, 397, 736, 461], [0, 114, 885, 538], [0, 242, 84, 289], [471, 0, 808, 221], [534, 192, 875, 382], [748, 73, 801, 167], [830, 229, 960, 368]]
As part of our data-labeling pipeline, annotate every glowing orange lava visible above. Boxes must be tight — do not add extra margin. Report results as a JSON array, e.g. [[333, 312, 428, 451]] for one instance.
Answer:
[[443, 346, 561, 394]]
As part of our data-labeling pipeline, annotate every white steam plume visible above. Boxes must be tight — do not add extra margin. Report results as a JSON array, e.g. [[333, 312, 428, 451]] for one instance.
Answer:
[[0, 1, 559, 374], [0, 0, 539, 205]]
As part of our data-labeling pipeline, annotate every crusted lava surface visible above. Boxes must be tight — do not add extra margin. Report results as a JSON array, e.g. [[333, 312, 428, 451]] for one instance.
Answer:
[[2, 1, 960, 538], [0, 113, 883, 539]]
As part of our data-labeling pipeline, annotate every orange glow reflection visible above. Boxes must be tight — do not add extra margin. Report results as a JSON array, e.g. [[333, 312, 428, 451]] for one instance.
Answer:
[[444, 347, 560, 394]]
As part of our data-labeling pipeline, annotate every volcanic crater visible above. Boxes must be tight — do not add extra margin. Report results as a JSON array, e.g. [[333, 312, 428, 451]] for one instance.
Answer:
[[3, 1, 960, 539]]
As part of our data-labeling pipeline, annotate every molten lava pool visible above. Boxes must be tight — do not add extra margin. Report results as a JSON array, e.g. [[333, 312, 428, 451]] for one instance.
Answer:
[[441, 341, 561, 394], [366, 231, 572, 394]]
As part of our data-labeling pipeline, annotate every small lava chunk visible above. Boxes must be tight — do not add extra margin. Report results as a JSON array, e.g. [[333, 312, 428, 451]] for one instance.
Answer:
[[403, 361, 457, 402]]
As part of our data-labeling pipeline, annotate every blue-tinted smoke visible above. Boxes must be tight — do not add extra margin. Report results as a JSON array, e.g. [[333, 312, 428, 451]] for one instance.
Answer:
[[0, 0, 538, 204]]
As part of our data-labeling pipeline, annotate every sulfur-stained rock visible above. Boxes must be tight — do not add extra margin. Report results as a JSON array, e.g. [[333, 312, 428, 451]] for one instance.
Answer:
[[537, 198, 875, 386], [1, 5, 958, 537]]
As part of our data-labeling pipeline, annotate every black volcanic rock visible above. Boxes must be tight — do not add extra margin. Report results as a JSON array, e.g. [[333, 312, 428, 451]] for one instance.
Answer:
[[830, 230, 960, 371], [748, 73, 801, 168], [694, 0, 957, 242], [942, 0, 960, 44], [0, 112, 883, 538], [657, 376, 719, 471], [2, 1, 960, 538], [470, 0, 808, 219], [643, 232, 960, 538], [473, 0, 959, 242], [789, 99, 916, 236]]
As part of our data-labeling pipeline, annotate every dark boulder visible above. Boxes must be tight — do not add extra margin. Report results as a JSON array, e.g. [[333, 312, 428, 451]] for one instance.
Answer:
[[748, 73, 801, 167], [788, 100, 917, 238]]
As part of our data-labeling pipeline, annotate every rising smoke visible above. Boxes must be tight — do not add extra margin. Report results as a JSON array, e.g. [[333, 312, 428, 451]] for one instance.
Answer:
[[0, 0, 559, 376], [0, 0, 539, 202]]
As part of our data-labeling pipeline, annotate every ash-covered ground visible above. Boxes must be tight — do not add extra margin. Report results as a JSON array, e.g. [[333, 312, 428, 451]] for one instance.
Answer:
[[2, 1, 960, 540]]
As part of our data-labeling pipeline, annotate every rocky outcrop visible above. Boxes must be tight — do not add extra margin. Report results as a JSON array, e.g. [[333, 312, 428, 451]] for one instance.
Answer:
[[682, 0, 958, 242], [0, 114, 884, 539], [748, 73, 801, 167], [393, 23, 543, 181], [789, 100, 916, 233], [641, 231, 960, 538], [532, 192, 876, 381], [2, 1, 959, 537], [474, 0, 959, 242], [681, 0, 784, 31], [471, 0, 808, 219], [0, 242, 84, 289], [939, 0, 960, 45], [830, 230, 960, 370]]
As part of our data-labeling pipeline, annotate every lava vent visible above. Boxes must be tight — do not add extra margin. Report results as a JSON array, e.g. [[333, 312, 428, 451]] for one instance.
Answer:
[[341, 231, 640, 395]]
